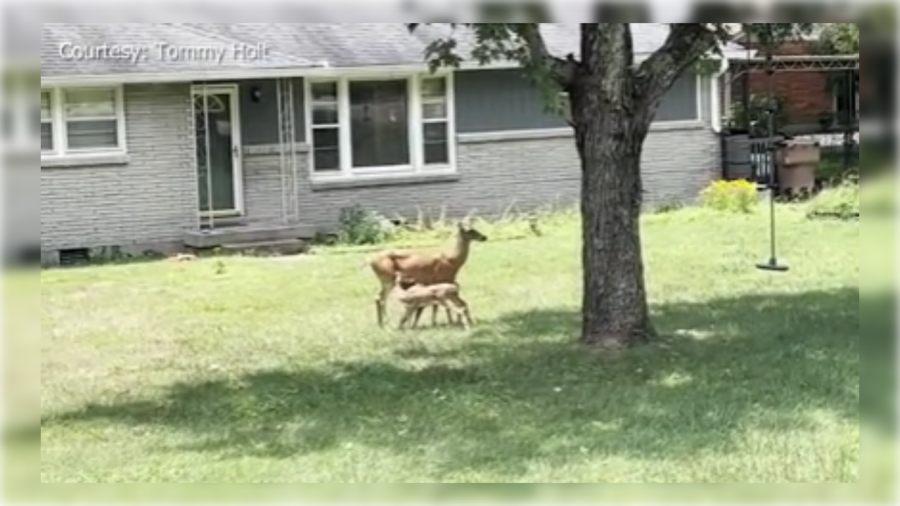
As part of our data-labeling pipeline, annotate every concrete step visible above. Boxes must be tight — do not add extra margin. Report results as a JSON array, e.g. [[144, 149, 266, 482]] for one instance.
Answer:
[[219, 239, 308, 256], [183, 223, 315, 248]]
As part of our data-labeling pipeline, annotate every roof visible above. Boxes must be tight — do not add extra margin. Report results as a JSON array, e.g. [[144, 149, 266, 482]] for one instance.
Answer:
[[40, 23, 748, 83]]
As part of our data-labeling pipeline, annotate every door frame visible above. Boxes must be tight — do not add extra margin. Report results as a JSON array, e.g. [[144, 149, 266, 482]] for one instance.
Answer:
[[191, 84, 244, 218]]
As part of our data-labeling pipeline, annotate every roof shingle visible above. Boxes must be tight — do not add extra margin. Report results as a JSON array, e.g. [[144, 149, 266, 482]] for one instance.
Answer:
[[40, 23, 744, 80]]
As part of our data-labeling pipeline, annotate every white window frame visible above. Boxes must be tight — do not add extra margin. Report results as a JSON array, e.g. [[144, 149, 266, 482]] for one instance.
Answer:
[[304, 71, 456, 180], [40, 85, 127, 161], [39, 90, 54, 153]]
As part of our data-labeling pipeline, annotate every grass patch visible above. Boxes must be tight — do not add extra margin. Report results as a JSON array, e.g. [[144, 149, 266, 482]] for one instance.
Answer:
[[807, 177, 859, 220], [39, 205, 862, 487], [313, 204, 579, 255]]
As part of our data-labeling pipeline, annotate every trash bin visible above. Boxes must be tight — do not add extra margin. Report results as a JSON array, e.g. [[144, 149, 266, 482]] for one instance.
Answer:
[[776, 139, 820, 195]]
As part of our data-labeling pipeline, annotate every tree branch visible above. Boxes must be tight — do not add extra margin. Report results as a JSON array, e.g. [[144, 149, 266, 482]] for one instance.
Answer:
[[509, 24, 577, 87], [633, 23, 720, 99]]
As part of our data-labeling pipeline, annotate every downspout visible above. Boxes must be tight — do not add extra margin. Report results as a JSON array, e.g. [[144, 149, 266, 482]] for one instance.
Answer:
[[710, 54, 730, 133]]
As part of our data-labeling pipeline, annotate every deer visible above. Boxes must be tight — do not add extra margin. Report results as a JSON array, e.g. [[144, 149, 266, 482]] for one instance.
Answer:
[[393, 275, 474, 331], [369, 221, 487, 327]]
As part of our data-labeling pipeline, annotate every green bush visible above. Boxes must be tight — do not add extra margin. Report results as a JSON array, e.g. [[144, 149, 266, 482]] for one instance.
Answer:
[[807, 177, 859, 220], [336, 205, 397, 245], [699, 179, 758, 213]]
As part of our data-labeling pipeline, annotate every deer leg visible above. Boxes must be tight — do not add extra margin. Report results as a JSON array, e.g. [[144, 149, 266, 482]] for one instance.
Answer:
[[412, 305, 430, 329], [456, 307, 470, 330], [411, 305, 425, 329], [445, 306, 457, 326], [375, 297, 384, 327], [430, 304, 439, 327], [440, 300, 469, 330], [376, 281, 396, 328], [399, 305, 418, 330], [451, 295, 475, 327]]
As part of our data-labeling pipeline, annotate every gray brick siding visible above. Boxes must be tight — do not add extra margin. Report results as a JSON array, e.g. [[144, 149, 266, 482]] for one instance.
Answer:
[[241, 124, 720, 232], [40, 77, 721, 255], [40, 83, 196, 255]]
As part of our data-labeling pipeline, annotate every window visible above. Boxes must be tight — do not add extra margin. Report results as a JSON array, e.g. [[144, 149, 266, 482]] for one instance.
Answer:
[[555, 72, 700, 125], [654, 72, 700, 122], [307, 73, 455, 178], [420, 77, 449, 164], [63, 89, 119, 150], [40, 86, 126, 158], [833, 71, 859, 123], [349, 79, 410, 168], [40, 91, 53, 151], [310, 82, 340, 172]]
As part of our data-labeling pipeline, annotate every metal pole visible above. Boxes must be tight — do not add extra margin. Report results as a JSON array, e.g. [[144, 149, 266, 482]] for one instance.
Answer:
[[276, 78, 287, 224], [756, 24, 788, 272], [766, 51, 776, 260], [189, 87, 200, 233], [287, 78, 298, 223], [842, 69, 854, 174], [203, 83, 214, 230]]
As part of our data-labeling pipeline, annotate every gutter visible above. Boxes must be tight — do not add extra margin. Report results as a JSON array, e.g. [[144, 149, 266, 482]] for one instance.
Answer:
[[709, 47, 740, 133], [710, 53, 732, 133], [41, 50, 675, 87], [40, 62, 331, 87]]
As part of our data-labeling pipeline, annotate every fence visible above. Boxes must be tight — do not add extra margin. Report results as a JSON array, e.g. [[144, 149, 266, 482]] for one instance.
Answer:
[[721, 131, 858, 187]]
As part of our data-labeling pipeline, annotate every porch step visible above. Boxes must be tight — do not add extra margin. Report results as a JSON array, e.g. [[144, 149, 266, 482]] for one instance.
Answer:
[[220, 239, 308, 256], [183, 223, 316, 249]]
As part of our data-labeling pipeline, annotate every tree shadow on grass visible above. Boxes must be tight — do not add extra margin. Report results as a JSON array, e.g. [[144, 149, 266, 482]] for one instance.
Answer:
[[42, 288, 860, 481]]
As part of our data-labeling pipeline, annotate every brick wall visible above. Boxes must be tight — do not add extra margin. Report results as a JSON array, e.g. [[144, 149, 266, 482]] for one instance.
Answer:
[[239, 124, 721, 232], [40, 83, 196, 258], [733, 41, 836, 125], [41, 78, 722, 258]]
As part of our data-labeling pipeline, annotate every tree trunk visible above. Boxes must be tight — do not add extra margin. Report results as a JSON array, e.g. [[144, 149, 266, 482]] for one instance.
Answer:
[[571, 25, 656, 350], [575, 109, 655, 350]]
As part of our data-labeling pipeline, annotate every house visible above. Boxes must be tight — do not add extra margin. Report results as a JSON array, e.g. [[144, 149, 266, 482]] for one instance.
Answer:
[[717, 27, 859, 184], [38, 23, 745, 264], [726, 29, 859, 135]]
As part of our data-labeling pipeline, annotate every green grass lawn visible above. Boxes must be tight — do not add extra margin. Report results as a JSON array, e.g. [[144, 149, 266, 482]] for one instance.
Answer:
[[39, 205, 861, 486]]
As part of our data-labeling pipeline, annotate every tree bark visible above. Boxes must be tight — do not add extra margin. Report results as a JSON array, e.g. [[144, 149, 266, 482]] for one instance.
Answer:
[[572, 25, 655, 350]]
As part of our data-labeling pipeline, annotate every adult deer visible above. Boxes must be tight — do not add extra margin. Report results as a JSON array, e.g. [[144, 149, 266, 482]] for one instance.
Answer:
[[369, 221, 487, 327]]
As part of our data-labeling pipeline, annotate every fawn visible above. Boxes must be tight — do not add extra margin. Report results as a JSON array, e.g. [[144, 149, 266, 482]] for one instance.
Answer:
[[393, 275, 474, 330]]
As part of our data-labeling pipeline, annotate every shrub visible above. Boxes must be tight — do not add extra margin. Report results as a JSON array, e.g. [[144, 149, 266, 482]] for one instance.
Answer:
[[336, 205, 396, 245], [699, 179, 758, 213], [807, 176, 859, 220]]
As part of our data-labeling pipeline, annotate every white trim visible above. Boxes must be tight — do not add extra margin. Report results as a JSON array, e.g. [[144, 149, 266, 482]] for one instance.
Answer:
[[438, 72, 458, 172], [41, 62, 496, 87], [39, 84, 127, 164], [694, 73, 703, 122], [408, 75, 423, 170], [457, 121, 706, 144], [711, 57, 730, 133], [190, 84, 245, 218], [305, 70, 457, 182]]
